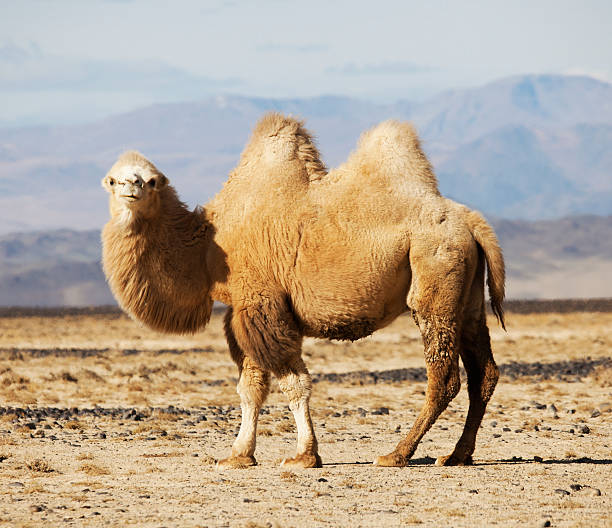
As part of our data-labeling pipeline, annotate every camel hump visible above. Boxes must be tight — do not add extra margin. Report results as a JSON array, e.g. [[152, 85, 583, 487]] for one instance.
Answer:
[[245, 112, 327, 182], [467, 210, 506, 329], [347, 120, 440, 195]]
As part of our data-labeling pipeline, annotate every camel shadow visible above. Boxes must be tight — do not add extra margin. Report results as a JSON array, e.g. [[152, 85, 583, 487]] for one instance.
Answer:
[[480, 456, 612, 466], [324, 456, 612, 467]]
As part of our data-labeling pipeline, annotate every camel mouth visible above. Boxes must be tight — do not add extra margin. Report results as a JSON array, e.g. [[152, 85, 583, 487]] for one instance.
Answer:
[[119, 194, 140, 202]]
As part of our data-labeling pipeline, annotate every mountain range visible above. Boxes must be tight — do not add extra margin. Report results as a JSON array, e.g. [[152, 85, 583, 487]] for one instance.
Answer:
[[1, 215, 611, 306], [1, 74, 611, 234]]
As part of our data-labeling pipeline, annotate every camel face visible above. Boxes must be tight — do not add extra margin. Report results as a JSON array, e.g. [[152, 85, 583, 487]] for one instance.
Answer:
[[102, 151, 168, 220]]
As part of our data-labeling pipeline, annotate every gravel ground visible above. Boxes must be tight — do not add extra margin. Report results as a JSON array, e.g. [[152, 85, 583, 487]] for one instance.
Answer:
[[0, 310, 610, 527]]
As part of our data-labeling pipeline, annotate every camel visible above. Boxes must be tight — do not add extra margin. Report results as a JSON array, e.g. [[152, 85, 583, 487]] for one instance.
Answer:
[[101, 113, 505, 469]]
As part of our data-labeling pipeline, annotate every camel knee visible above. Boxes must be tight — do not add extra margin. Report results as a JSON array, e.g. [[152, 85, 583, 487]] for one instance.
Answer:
[[237, 359, 270, 407], [275, 357, 312, 405], [438, 365, 460, 404], [481, 361, 499, 403]]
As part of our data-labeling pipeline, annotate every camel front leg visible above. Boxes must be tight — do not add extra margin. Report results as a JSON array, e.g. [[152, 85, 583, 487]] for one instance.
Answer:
[[217, 308, 270, 469], [217, 358, 270, 468], [227, 296, 321, 468], [274, 355, 322, 468]]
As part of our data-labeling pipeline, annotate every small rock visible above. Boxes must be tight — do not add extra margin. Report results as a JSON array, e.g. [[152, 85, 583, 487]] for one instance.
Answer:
[[394, 425, 401, 433], [493, 433, 502, 438], [585, 487, 602, 497], [568, 428, 575, 434], [469, 489, 478, 494], [530, 401, 546, 410], [514, 429, 523, 433], [578, 424, 590, 434], [490, 421, 498, 428], [502, 427, 511, 432], [569, 484, 582, 491], [98, 432, 106, 439], [541, 520, 552, 527], [554, 488, 570, 496], [192, 453, 199, 457], [29, 505, 45, 513], [533, 456, 543, 463], [591, 409, 601, 418], [8, 482, 24, 488]]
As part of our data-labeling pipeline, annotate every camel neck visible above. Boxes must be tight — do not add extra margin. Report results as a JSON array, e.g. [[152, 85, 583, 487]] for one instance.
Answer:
[[102, 187, 213, 334]]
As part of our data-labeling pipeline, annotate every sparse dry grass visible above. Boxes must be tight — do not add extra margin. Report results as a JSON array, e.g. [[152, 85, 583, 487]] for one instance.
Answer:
[[26, 459, 54, 473], [78, 462, 110, 475]]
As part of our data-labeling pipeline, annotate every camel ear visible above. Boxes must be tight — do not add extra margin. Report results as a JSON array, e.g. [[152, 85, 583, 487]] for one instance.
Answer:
[[102, 173, 116, 193], [147, 172, 168, 191]]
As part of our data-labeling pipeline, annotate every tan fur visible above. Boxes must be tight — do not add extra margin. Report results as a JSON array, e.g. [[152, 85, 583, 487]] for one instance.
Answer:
[[101, 152, 213, 334], [102, 113, 506, 469]]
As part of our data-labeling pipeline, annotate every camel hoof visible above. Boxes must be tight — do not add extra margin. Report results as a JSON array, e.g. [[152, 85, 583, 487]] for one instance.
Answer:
[[375, 452, 407, 467], [435, 454, 473, 466], [280, 453, 322, 468], [216, 455, 257, 469]]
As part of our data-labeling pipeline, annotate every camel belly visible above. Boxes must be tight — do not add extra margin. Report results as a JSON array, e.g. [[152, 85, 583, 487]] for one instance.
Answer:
[[290, 256, 411, 341]]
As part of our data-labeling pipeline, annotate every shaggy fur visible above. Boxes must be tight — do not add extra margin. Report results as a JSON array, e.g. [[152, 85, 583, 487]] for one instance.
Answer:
[[102, 152, 213, 334], [102, 113, 505, 469]]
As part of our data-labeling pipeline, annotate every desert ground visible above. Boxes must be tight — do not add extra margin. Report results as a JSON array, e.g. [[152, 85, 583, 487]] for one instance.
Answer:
[[0, 305, 610, 527]]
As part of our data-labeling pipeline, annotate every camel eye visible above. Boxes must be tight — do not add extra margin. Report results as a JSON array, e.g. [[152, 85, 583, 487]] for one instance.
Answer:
[[148, 179, 156, 188], [109, 178, 115, 186]]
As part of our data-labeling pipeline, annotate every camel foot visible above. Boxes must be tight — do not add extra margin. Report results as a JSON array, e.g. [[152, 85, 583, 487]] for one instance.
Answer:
[[280, 453, 322, 468], [375, 452, 408, 467], [435, 453, 473, 466], [216, 455, 257, 469]]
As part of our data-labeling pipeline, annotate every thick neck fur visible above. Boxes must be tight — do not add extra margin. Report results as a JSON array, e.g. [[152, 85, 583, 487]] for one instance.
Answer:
[[102, 186, 213, 334]]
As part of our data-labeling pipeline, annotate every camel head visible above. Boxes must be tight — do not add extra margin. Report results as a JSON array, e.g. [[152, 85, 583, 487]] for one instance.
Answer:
[[102, 151, 168, 222]]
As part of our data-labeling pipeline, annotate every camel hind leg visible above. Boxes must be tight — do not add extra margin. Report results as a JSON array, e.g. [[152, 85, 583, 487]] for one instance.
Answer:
[[217, 308, 270, 469], [376, 312, 461, 467], [436, 312, 498, 466]]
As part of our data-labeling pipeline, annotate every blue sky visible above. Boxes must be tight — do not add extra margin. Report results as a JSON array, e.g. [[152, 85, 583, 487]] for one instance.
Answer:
[[1, 0, 611, 126]]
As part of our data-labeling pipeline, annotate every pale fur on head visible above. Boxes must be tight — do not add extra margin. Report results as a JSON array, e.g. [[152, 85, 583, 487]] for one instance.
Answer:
[[101, 151, 213, 334]]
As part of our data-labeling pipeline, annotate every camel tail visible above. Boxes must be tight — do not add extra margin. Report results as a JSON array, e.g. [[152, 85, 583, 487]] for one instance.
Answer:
[[467, 211, 506, 330]]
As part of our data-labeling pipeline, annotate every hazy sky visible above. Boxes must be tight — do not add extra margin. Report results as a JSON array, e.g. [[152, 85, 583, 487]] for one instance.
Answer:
[[1, 0, 611, 126]]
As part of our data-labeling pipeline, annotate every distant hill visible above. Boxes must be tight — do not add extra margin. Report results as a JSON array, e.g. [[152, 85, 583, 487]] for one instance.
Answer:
[[1, 74, 611, 234], [1, 215, 610, 306]]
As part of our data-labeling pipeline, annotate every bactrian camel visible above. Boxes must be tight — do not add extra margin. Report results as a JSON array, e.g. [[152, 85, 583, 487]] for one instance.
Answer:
[[102, 113, 505, 468]]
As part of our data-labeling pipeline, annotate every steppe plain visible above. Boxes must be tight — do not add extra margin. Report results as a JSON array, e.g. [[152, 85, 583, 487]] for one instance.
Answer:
[[0, 303, 610, 527]]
